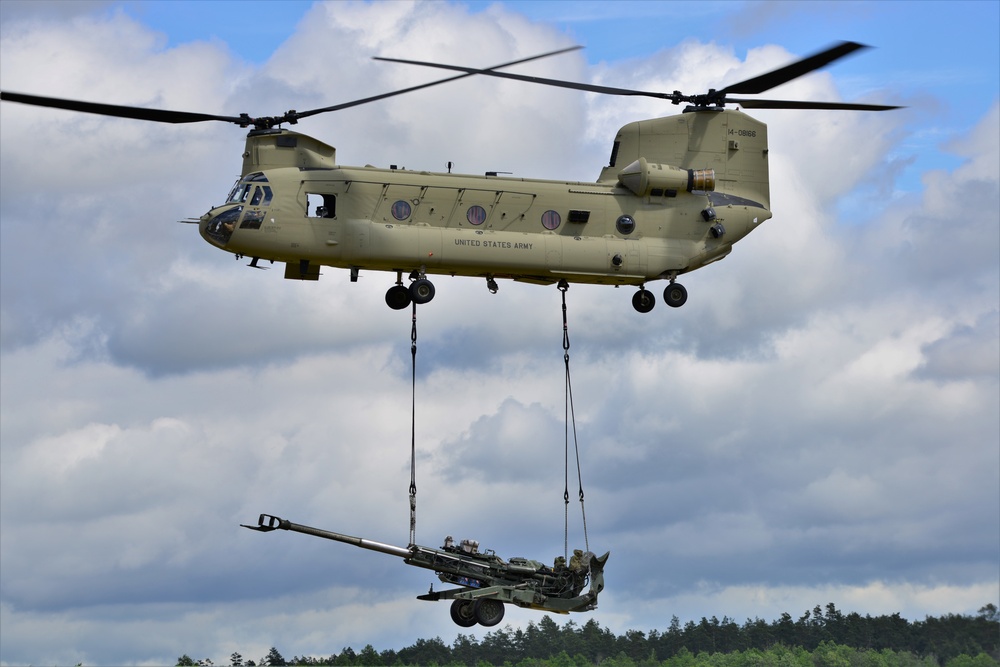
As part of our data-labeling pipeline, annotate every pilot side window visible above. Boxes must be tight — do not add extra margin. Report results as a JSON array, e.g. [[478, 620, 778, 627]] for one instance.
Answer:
[[250, 186, 273, 207], [306, 192, 337, 218]]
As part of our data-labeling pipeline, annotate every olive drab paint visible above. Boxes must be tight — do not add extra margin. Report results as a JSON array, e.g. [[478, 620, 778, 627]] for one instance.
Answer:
[[201, 108, 771, 305]]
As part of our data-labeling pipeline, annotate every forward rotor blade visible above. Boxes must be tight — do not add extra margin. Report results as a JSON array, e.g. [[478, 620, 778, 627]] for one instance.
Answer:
[[729, 98, 902, 111], [716, 41, 870, 96], [373, 55, 674, 101], [0, 91, 244, 124], [1, 46, 584, 129]]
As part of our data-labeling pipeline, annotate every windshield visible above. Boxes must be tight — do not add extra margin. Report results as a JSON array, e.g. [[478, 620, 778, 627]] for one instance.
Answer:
[[226, 172, 269, 204]]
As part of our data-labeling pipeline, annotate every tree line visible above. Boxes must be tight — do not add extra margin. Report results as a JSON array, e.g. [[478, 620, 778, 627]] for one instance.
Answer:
[[177, 603, 999, 666]]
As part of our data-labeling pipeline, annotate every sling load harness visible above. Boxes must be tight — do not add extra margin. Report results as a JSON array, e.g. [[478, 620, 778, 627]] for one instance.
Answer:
[[560, 280, 590, 559], [243, 282, 608, 627], [406, 279, 589, 561], [408, 300, 418, 546]]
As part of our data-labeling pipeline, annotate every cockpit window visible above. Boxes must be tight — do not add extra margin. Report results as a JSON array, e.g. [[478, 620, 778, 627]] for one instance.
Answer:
[[225, 179, 241, 203], [205, 205, 243, 245], [226, 173, 271, 204], [246, 186, 273, 207], [227, 182, 252, 204]]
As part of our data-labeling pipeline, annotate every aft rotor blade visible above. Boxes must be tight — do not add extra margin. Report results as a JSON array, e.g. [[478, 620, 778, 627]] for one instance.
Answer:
[[0, 91, 245, 124], [729, 97, 902, 111], [297, 45, 584, 120], [715, 41, 870, 96], [374, 55, 675, 101]]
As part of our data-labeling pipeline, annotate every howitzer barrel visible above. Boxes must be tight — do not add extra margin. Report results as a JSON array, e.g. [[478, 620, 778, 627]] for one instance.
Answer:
[[242, 514, 413, 559]]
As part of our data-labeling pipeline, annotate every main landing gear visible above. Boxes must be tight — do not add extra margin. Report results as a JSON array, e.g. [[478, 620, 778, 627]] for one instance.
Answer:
[[385, 270, 436, 310], [663, 282, 688, 308], [631, 280, 688, 313], [632, 288, 655, 313]]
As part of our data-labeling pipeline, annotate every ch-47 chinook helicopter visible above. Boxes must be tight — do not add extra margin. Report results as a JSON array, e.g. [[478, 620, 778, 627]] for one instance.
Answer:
[[1, 42, 898, 313]]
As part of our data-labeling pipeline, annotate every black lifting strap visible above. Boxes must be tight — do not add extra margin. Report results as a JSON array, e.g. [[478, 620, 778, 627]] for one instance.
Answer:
[[409, 301, 418, 547], [559, 280, 589, 558]]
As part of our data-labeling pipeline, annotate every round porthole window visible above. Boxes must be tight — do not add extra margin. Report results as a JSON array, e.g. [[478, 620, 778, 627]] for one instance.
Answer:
[[616, 214, 636, 235], [541, 210, 561, 230], [467, 205, 487, 225], [391, 200, 411, 220]]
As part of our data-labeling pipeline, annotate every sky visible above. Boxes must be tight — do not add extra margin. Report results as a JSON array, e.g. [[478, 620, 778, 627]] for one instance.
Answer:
[[0, 0, 997, 664]]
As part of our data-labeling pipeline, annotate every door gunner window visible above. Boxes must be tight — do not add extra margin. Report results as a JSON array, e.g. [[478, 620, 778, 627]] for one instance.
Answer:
[[306, 193, 336, 218]]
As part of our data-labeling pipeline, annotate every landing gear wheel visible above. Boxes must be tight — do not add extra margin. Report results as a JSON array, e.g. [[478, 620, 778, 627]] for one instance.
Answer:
[[632, 289, 655, 313], [474, 598, 505, 627], [450, 599, 478, 627], [663, 282, 688, 308], [409, 278, 436, 305], [385, 284, 412, 310]]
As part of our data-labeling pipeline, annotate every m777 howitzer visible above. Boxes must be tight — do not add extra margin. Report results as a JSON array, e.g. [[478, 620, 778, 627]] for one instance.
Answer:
[[243, 513, 609, 627]]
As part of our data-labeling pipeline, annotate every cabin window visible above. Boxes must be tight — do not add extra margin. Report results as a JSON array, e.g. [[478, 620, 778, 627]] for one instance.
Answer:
[[306, 193, 337, 218], [616, 215, 636, 235], [541, 210, 561, 230], [466, 205, 487, 225], [391, 200, 412, 221], [568, 210, 590, 224]]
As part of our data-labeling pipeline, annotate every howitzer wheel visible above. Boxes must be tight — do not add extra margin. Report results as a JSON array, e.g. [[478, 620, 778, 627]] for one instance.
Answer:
[[474, 598, 505, 627], [450, 599, 478, 627]]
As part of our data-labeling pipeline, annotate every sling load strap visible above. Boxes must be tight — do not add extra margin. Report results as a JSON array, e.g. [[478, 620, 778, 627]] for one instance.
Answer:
[[559, 280, 589, 557], [409, 301, 418, 547]]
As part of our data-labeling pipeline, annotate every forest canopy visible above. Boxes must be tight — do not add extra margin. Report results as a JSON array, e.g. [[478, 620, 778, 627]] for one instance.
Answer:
[[176, 603, 999, 666]]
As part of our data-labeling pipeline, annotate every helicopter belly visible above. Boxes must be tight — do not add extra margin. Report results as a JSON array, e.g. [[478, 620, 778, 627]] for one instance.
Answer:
[[362, 223, 543, 271], [644, 238, 695, 274], [348, 221, 651, 283]]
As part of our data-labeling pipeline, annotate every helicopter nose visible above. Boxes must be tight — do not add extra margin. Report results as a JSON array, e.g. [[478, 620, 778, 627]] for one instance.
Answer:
[[200, 205, 241, 248], [197, 213, 213, 245]]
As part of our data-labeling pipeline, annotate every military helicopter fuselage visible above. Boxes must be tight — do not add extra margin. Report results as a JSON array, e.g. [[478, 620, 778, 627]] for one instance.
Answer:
[[3, 41, 897, 312], [201, 107, 771, 311]]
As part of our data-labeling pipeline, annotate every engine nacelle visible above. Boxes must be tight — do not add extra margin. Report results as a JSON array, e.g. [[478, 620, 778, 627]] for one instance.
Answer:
[[618, 157, 715, 196]]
